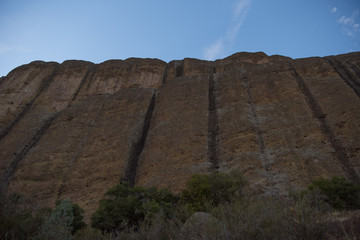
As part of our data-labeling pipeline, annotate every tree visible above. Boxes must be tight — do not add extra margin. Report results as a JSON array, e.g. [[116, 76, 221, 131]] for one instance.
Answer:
[[69, 202, 86, 234], [0, 192, 34, 240], [91, 182, 177, 233], [35, 199, 75, 240], [181, 171, 247, 212], [308, 176, 360, 210]]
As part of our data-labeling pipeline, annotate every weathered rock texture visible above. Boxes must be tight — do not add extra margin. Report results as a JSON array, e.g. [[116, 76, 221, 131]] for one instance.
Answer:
[[0, 52, 359, 220]]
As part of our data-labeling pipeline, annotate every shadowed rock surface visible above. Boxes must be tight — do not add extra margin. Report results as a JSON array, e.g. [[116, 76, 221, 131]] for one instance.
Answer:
[[0, 52, 359, 220]]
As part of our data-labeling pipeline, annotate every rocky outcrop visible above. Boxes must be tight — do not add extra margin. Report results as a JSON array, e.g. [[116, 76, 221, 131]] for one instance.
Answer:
[[0, 61, 93, 183], [0, 52, 359, 220], [73, 58, 166, 102], [0, 61, 59, 141], [8, 89, 155, 220]]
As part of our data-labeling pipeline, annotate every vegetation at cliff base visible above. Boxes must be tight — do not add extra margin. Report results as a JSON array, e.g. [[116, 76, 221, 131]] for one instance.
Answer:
[[180, 171, 247, 212], [1, 173, 360, 239], [0, 192, 44, 240], [308, 175, 360, 210], [34, 199, 86, 240], [0, 193, 86, 240], [91, 181, 178, 233]]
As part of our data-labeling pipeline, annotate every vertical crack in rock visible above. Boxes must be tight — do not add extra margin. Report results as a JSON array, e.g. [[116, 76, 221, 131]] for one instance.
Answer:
[[208, 74, 219, 171], [57, 95, 108, 199], [291, 67, 360, 184], [0, 113, 59, 192], [326, 57, 360, 99], [162, 63, 169, 84], [0, 65, 59, 142], [123, 91, 156, 186], [70, 64, 97, 103], [175, 60, 184, 78], [242, 75, 269, 171]]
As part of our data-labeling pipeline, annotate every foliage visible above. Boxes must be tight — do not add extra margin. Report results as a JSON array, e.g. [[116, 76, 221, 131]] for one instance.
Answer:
[[0, 192, 36, 240], [181, 170, 247, 212], [71, 203, 86, 234], [178, 197, 330, 240], [55, 199, 87, 234], [2, 173, 360, 239], [91, 181, 178, 233], [286, 196, 329, 240], [308, 176, 360, 210], [34, 198, 75, 240], [0, 191, 53, 240], [0, 192, 86, 240]]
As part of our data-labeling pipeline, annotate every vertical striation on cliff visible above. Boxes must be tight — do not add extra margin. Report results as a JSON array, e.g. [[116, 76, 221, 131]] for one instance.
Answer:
[[123, 91, 156, 186], [294, 56, 360, 183], [0, 62, 59, 142], [208, 73, 219, 171]]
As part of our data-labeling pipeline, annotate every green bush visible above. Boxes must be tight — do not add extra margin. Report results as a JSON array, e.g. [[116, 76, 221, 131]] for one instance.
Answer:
[[181, 171, 247, 212], [34, 199, 86, 240], [54, 199, 86, 234], [35, 199, 75, 240], [0, 191, 54, 240], [308, 176, 360, 210], [91, 181, 177, 233], [0, 192, 37, 240], [70, 203, 86, 234]]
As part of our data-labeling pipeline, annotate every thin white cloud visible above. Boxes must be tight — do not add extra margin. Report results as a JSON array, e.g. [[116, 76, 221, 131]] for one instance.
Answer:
[[203, 0, 252, 60], [227, 0, 251, 42], [203, 39, 225, 61], [337, 9, 360, 37], [233, 0, 252, 19], [338, 16, 351, 24], [332, 7, 337, 13]]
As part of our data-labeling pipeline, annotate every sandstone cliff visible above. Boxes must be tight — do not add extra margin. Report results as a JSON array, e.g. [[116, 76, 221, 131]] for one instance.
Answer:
[[0, 52, 359, 220]]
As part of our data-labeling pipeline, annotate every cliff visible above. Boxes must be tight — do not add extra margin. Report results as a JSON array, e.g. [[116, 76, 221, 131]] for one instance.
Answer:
[[0, 52, 360, 220]]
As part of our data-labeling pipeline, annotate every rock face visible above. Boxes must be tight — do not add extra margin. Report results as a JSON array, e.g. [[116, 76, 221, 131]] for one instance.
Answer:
[[0, 52, 359, 220]]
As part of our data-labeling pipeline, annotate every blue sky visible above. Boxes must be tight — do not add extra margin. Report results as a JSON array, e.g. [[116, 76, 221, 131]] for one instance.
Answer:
[[0, 0, 359, 76]]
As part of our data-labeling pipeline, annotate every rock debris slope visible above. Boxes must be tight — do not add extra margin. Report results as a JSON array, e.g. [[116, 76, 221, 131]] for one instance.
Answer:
[[0, 52, 359, 220]]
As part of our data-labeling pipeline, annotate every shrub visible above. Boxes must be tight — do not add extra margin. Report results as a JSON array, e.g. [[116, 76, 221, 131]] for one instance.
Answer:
[[34, 199, 75, 240], [0, 192, 37, 240], [34, 199, 85, 240], [286, 196, 329, 240], [91, 181, 178, 233], [216, 197, 330, 240], [54, 200, 86, 234], [308, 176, 360, 210], [181, 171, 246, 212]]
